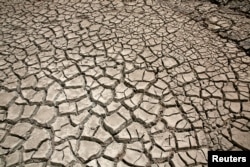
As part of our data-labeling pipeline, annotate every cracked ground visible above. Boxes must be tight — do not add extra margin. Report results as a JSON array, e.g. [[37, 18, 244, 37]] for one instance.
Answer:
[[0, 0, 250, 166]]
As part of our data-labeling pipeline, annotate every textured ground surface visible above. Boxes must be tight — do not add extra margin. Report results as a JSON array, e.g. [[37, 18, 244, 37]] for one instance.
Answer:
[[0, 0, 250, 166]]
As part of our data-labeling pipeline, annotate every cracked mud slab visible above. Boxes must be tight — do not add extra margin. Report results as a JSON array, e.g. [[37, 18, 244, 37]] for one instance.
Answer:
[[0, 0, 250, 166]]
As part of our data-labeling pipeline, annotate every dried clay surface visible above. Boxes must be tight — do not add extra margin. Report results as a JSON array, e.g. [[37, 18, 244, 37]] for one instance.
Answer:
[[0, 0, 249, 166]]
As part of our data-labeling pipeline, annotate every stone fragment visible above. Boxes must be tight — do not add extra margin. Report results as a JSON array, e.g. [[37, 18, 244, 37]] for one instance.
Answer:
[[240, 38, 250, 50], [104, 113, 126, 134], [104, 141, 124, 159], [134, 108, 157, 125], [51, 116, 69, 131], [196, 130, 207, 146], [123, 149, 149, 167], [115, 82, 133, 100], [33, 106, 56, 124], [63, 65, 79, 78], [150, 146, 171, 160], [97, 157, 115, 167], [106, 67, 122, 80], [53, 37, 67, 49], [85, 159, 98, 167], [54, 124, 80, 142], [153, 132, 176, 151], [23, 128, 50, 150], [140, 97, 161, 115], [179, 152, 195, 165], [188, 149, 207, 164], [10, 122, 32, 138], [30, 90, 46, 103], [230, 102, 241, 113], [162, 93, 176, 106], [115, 122, 150, 142], [59, 102, 77, 114], [33, 140, 52, 159], [171, 153, 186, 167], [0, 91, 17, 107], [91, 104, 106, 116], [117, 161, 131, 167], [65, 75, 85, 87], [6, 150, 20, 167], [98, 76, 117, 87], [46, 82, 62, 102], [151, 121, 165, 133], [107, 101, 121, 113], [21, 75, 37, 88], [231, 128, 250, 150], [51, 144, 76, 166], [82, 115, 100, 137], [0, 136, 23, 149], [25, 163, 44, 167], [117, 106, 131, 121], [70, 111, 90, 125], [152, 162, 171, 167], [76, 97, 93, 111], [94, 127, 112, 144], [64, 88, 87, 100], [175, 132, 198, 149], [162, 57, 178, 69], [91, 86, 113, 105], [163, 113, 183, 128], [36, 76, 54, 88], [21, 105, 36, 118], [77, 140, 102, 161], [147, 85, 164, 97], [0, 129, 6, 141], [7, 104, 22, 121], [126, 69, 155, 82], [124, 93, 143, 109]]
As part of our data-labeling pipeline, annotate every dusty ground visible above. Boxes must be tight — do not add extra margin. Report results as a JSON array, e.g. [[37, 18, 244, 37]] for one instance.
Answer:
[[0, 0, 250, 166]]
